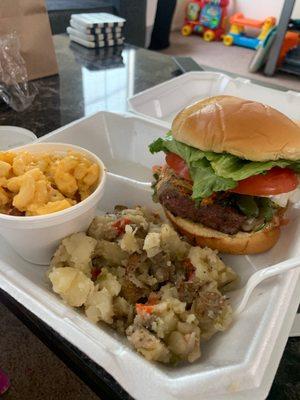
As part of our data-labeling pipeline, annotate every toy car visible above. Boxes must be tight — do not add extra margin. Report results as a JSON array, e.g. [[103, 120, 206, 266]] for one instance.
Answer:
[[223, 13, 276, 49], [182, 0, 229, 42]]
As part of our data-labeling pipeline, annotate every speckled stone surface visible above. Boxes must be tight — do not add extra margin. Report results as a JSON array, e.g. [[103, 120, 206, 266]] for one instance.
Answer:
[[0, 302, 98, 400], [0, 35, 179, 137], [0, 35, 299, 400]]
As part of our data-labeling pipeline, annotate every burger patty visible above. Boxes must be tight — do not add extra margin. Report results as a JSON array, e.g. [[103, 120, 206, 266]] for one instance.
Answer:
[[156, 168, 246, 235]]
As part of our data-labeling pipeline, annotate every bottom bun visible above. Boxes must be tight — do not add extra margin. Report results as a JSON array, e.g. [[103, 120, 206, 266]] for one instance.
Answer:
[[165, 209, 281, 255]]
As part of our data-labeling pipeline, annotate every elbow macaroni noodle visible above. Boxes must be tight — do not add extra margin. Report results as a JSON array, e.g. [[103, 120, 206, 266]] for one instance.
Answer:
[[0, 150, 100, 216]]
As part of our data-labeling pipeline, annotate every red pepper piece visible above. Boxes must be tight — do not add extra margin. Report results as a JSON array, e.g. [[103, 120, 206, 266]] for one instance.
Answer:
[[136, 303, 154, 315], [184, 258, 195, 281], [112, 217, 131, 235], [91, 267, 101, 281]]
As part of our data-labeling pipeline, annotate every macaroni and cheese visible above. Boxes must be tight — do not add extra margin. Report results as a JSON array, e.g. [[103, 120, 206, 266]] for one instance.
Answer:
[[0, 150, 100, 216]]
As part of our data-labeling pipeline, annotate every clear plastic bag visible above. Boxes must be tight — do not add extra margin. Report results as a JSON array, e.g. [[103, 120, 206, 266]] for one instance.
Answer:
[[0, 33, 38, 112]]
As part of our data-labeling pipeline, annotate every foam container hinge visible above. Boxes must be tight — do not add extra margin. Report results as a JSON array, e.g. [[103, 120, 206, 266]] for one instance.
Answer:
[[0, 110, 300, 400], [128, 71, 300, 127]]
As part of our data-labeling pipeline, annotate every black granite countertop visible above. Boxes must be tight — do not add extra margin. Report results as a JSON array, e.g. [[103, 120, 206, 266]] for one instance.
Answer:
[[0, 35, 180, 136], [0, 34, 299, 400]]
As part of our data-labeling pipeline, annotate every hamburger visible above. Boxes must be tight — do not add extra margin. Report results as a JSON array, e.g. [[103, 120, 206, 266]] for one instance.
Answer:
[[149, 96, 300, 254]]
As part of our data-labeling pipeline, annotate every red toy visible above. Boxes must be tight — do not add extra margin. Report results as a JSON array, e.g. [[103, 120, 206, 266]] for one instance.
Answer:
[[278, 31, 300, 65], [182, 0, 229, 42]]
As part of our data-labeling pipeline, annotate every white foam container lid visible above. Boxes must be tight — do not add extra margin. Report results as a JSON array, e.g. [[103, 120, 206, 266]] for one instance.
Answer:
[[0, 109, 300, 400], [128, 71, 300, 127]]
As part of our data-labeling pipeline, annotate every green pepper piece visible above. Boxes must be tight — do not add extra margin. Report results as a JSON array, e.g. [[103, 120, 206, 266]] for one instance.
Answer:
[[259, 198, 274, 222], [254, 222, 266, 232], [151, 173, 160, 203], [236, 195, 259, 218]]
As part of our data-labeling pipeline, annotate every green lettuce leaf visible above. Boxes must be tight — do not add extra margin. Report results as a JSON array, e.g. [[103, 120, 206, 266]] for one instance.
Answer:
[[149, 135, 300, 200], [190, 159, 236, 200], [149, 137, 236, 199], [210, 154, 291, 180]]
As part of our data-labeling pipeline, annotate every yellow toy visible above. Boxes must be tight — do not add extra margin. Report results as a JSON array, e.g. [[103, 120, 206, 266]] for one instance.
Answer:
[[223, 13, 276, 49]]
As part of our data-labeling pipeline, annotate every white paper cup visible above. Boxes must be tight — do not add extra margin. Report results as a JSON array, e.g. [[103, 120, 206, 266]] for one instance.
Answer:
[[0, 143, 106, 265]]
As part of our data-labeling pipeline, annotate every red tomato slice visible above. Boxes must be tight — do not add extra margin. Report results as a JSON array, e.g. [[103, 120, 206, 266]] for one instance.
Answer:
[[165, 152, 192, 181], [231, 167, 298, 196]]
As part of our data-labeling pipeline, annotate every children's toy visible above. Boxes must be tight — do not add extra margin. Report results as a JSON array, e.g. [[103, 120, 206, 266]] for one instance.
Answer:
[[182, 0, 229, 42], [280, 45, 300, 76], [288, 19, 300, 31], [249, 29, 300, 74], [277, 31, 300, 76], [248, 27, 277, 73], [277, 31, 299, 65], [223, 13, 276, 49], [181, 1, 203, 36]]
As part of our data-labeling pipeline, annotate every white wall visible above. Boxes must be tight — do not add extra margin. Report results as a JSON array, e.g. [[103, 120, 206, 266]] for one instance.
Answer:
[[293, 0, 300, 17], [146, 0, 158, 47], [146, 0, 158, 27], [171, 0, 300, 30], [172, 0, 190, 30], [235, 0, 284, 21]]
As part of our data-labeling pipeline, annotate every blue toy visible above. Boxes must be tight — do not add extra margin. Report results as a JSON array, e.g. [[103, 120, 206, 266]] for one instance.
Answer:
[[223, 13, 276, 50]]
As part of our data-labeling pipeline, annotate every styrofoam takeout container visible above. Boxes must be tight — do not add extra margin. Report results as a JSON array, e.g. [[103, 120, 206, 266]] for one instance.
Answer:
[[128, 71, 300, 338], [0, 111, 299, 400], [0, 126, 37, 150], [0, 142, 106, 265], [128, 71, 300, 127]]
